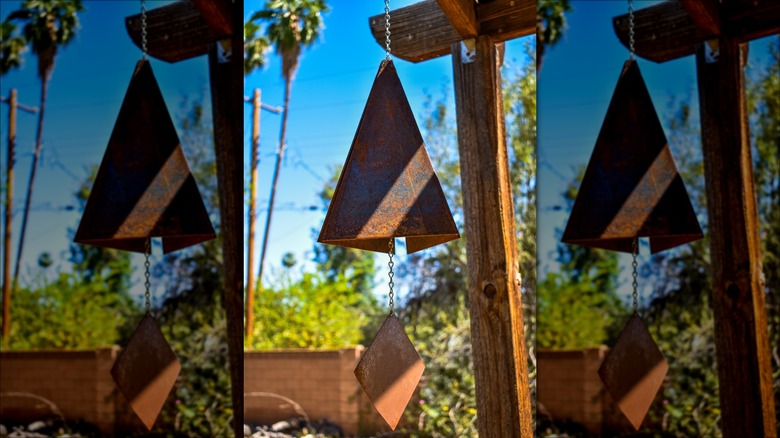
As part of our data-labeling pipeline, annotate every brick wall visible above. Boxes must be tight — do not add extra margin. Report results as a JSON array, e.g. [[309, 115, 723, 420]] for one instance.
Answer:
[[244, 347, 390, 437], [0, 348, 142, 434], [537, 347, 633, 435]]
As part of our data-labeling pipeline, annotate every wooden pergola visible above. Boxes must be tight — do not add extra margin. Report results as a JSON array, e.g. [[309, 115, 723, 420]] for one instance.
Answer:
[[369, 1, 536, 435], [125, 1, 244, 436], [611, 1, 778, 436]]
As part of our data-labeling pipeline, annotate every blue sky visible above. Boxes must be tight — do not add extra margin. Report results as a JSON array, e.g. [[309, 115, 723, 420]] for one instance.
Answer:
[[1, 0, 775, 308], [0, 0, 530, 305], [0, 0, 207, 299]]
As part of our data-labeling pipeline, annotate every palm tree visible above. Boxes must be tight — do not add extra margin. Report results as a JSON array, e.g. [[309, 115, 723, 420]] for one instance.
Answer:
[[0, 20, 27, 75], [5, 0, 84, 283], [244, 20, 269, 76], [247, 0, 327, 343], [536, 0, 571, 71]]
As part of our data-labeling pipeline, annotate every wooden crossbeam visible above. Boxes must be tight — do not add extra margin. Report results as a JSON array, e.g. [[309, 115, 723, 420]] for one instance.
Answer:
[[435, 0, 477, 38], [612, 0, 780, 63], [680, 0, 720, 36], [125, 0, 221, 63], [369, 0, 534, 63], [192, 0, 232, 37]]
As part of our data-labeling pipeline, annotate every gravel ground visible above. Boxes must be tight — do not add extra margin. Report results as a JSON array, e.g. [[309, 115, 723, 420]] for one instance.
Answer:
[[244, 417, 342, 437]]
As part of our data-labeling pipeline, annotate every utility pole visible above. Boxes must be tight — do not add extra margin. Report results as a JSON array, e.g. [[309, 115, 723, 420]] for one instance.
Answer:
[[1, 90, 38, 347], [244, 89, 280, 345], [247, 89, 260, 344]]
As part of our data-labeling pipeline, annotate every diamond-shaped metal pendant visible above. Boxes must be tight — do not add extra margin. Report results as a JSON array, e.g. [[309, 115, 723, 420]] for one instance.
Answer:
[[355, 314, 425, 430], [598, 314, 668, 430], [111, 315, 181, 430]]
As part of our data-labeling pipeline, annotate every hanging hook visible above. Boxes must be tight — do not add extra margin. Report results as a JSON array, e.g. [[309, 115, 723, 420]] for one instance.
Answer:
[[388, 239, 395, 315], [384, 0, 392, 61], [628, 0, 635, 60], [631, 238, 639, 315], [144, 238, 152, 316], [141, 0, 148, 60]]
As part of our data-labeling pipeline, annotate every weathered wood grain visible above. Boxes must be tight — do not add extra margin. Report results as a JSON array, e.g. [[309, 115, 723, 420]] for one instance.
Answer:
[[368, 0, 534, 63], [451, 36, 533, 437], [680, 0, 720, 36], [126, 0, 221, 63], [208, 27, 244, 438], [613, 0, 780, 63], [695, 38, 777, 438], [435, 0, 477, 38]]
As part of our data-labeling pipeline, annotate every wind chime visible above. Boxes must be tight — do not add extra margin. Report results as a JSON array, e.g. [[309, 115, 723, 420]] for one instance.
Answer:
[[318, 0, 459, 430], [562, 0, 703, 430], [74, 0, 215, 430]]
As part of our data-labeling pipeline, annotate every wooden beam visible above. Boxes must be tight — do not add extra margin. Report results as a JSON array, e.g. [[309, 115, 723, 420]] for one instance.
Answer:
[[207, 1, 244, 432], [680, 0, 720, 36], [435, 0, 478, 38], [451, 35, 533, 437], [369, 0, 534, 63], [126, 0, 221, 63], [613, 0, 780, 63], [476, 0, 536, 43], [192, 0, 233, 37], [695, 38, 777, 438]]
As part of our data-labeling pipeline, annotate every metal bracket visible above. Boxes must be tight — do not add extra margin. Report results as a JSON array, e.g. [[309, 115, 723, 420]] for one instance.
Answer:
[[704, 39, 720, 63], [217, 38, 232, 63], [460, 39, 476, 63]]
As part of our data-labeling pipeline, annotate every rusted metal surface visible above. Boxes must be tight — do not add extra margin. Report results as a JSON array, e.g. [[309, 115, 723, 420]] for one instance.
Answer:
[[111, 315, 181, 430], [355, 314, 425, 430], [74, 60, 215, 254], [562, 60, 702, 254], [598, 315, 668, 430], [319, 60, 459, 254]]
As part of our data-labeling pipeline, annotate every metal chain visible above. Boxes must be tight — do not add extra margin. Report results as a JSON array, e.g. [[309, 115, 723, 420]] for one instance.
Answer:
[[631, 238, 639, 315], [141, 0, 148, 59], [628, 0, 635, 60], [144, 239, 152, 315], [388, 239, 395, 315], [384, 0, 391, 61]]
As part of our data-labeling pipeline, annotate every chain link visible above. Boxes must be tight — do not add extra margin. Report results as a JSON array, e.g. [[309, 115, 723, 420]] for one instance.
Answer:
[[144, 239, 151, 315], [141, 0, 148, 59], [388, 239, 395, 315], [631, 238, 639, 315], [384, 0, 391, 61], [628, 0, 635, 60]]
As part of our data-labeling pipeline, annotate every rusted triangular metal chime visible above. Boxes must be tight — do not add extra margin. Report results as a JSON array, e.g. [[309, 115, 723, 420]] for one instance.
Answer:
[[598, 315, 668, 430], [318, 60, 459, 254], [74, 59, 215, 254], [354, 314, 425, 430], [111, 315, 181, 430], [562, 60, 702, 254]]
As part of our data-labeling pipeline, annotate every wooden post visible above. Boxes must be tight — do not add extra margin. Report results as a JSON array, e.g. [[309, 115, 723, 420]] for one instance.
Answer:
[[2, 89, 17, 346], [208, 38, 244, 436], [246, 89, 260, 344], [695, 38, 777, 437], [451, 35, 533, 437]]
